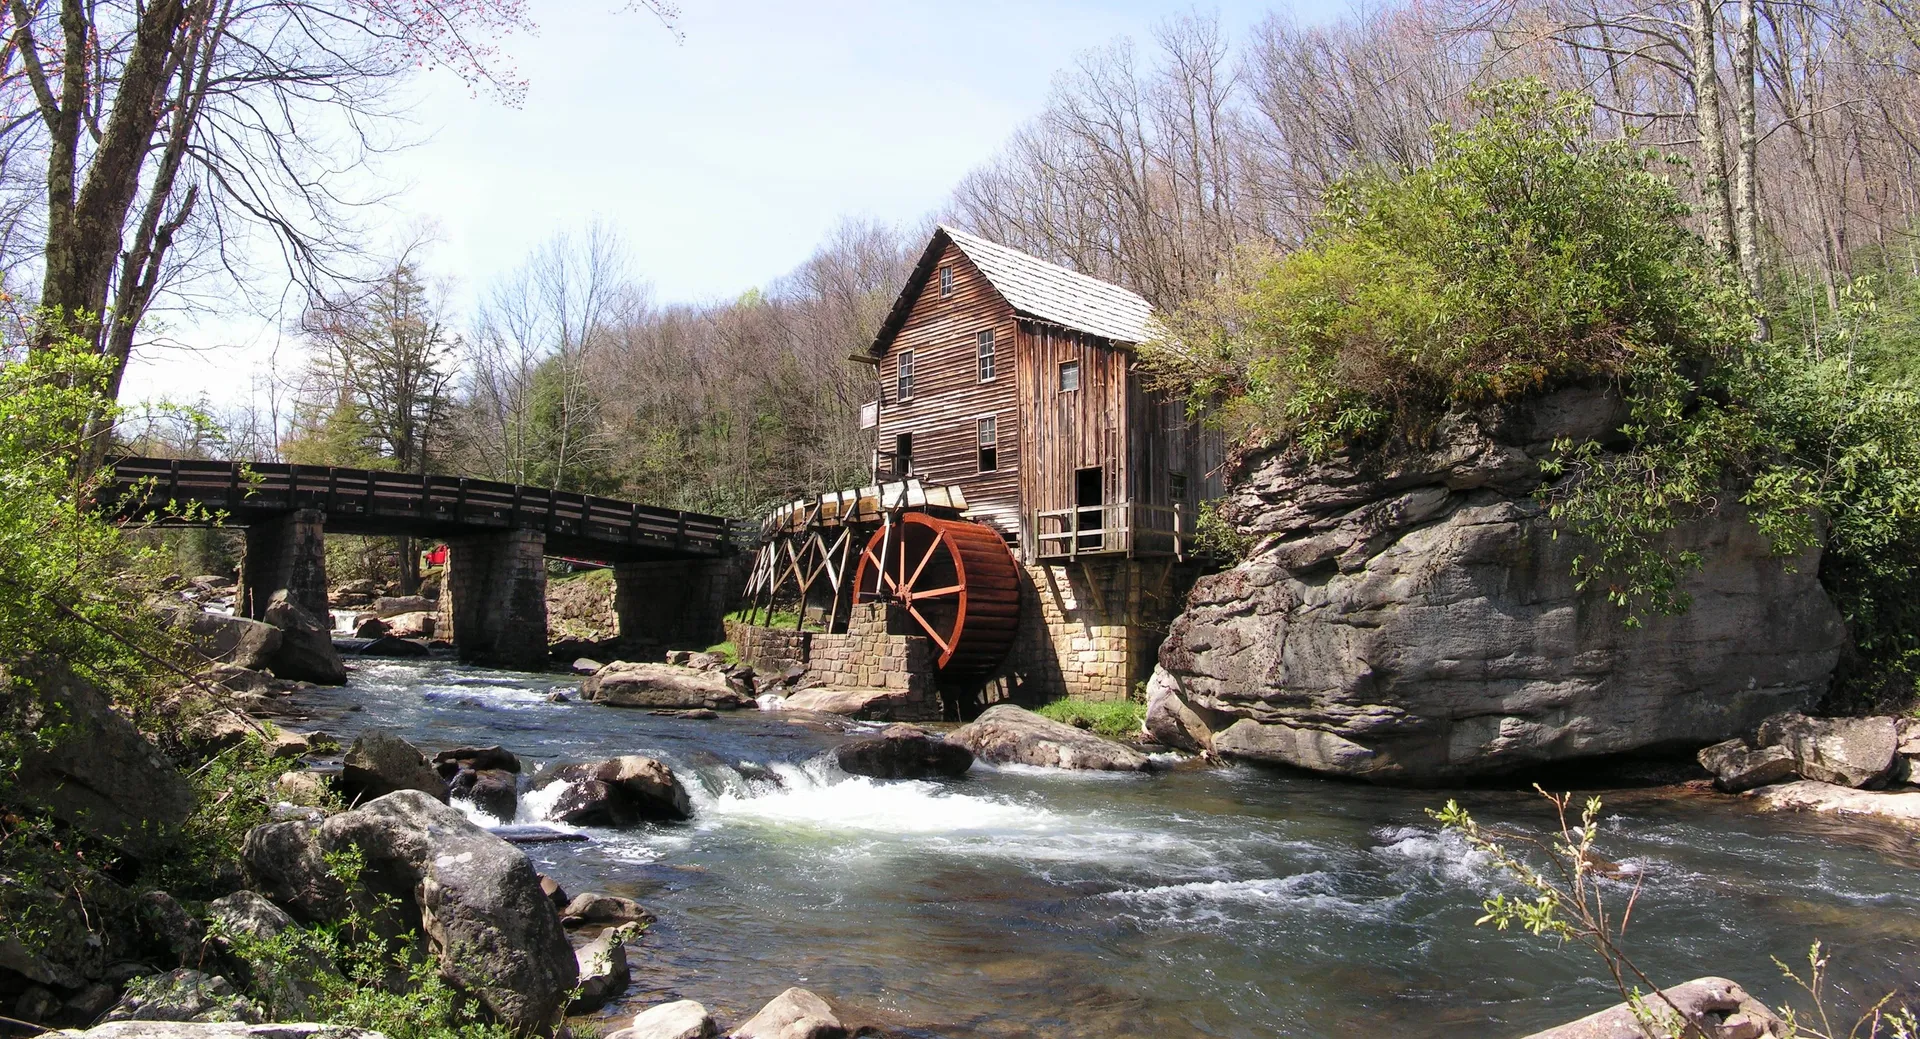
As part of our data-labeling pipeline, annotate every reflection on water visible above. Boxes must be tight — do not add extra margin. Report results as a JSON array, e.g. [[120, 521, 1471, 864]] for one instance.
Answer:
[[290, 658, 1920, 1038]]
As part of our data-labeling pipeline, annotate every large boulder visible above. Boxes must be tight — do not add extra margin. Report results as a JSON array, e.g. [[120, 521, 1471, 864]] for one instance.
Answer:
[[609, 1000, 717, 1039], [239, 790, 576, 1033], [448, 768, 518, 821], [1697, 739, 1797, 793], [833, 725, 974, 779], [262, 598, 347, 686], [567, 926, 632, 1013], [731, 988, 847, 1039], [560, 893, 654, 928], [1150, 396, 1847, 783], [945, 705, 1151, 772], [166, 609, 284, 671], [340, 731, 446, 804], [100, 969, 261, 1024], [372, 595, 435, 618], [207, 891, 331, 1017], [382, 612, 436, 639], [582, 661, 750, 710], [6, 657, 193, 859], [1746, 780, 1920, 831], [1519, 976, 1785, 1038], [1755, 713, 1898, 789], [780, 687, 933, 721], [547, 756, 692, 825]]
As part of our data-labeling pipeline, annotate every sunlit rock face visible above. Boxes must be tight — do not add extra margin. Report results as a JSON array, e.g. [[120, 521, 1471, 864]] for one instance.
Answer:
[[1148, 386, 1847, 784]]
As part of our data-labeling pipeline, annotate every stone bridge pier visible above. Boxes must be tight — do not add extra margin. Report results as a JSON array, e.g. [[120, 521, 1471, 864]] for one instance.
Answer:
[[438, 530, 550, 670], [239, 508, 329, 621], [613, 556, 750, 651], [233, 513, 747, 673]]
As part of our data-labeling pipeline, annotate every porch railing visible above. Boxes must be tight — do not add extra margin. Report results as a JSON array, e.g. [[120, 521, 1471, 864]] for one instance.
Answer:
[[1029, 501, 1191, 561]]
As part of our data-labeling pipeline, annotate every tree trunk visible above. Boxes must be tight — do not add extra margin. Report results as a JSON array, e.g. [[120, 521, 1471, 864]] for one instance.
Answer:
[[1690, 0, 1736, 263], [1734, 0, 1761, 299]]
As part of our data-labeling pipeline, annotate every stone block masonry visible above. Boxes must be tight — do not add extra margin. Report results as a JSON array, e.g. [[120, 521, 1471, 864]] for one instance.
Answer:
[[240, 508, 329, 621], [727, 621, 809, 675], [992, 558, 1204, 704], [439, 529, 549, 670], [728, 603, 941, 721], [615, 554, 750, 649]]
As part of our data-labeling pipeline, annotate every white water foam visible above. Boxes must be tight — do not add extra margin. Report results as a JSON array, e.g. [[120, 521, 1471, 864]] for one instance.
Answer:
[[697, 759, 1061, 836], [1102, 872, 1404, 926]]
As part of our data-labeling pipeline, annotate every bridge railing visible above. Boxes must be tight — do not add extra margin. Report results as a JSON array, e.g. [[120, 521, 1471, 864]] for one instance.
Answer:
[[104, 457, 735, 556]]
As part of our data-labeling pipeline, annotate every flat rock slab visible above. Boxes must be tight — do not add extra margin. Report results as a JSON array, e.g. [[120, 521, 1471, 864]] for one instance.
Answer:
[[781, 687, 935, 722], [583, 662, 749, 710], [1518, 976, 1784, 1038], [490, 825, 589, 844], [834, 725, 973, 779], [947, 704, 1151, 772], [608, 999, 716, 1039], [1747, 780, 1920, 831]]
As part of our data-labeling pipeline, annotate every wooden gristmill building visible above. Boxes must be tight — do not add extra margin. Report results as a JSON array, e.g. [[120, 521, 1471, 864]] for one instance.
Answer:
[[734, 226, 1223, 714]]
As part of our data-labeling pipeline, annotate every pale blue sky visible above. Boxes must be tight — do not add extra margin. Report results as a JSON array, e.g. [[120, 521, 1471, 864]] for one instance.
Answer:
[[125, 0, 1339, 405]]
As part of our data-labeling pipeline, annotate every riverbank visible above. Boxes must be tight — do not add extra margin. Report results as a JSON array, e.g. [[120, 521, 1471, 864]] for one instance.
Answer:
[[250, 656, 1920, 1039]]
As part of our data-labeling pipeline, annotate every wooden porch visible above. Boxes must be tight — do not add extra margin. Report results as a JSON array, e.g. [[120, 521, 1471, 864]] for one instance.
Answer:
[[1027, 501, 1193, 561]]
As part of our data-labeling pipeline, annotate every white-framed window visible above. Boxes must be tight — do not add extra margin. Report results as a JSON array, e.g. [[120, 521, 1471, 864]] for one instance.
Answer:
[[939, 265, 954, 298], [977, 416, 998, 473], [1059, 359, 1080, 392], [976, 329, 996, 382], [896, 350, 915, 401]]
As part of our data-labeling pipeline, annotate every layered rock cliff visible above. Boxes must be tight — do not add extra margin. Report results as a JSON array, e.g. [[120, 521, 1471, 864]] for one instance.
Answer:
[[1147, 387, 1848, 783]]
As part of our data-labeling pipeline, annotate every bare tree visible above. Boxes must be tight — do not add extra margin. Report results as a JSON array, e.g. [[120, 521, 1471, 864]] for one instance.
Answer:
[[0, 0, 677, 468], [457, 220, 639, 492]]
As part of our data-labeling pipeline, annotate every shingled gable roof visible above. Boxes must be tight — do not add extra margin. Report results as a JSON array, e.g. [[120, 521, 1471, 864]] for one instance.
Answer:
[[869, 226, 1157, 355]]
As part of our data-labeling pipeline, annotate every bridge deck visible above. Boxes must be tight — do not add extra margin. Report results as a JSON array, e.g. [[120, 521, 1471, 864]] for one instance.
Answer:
[[106, 456, 742, 562]]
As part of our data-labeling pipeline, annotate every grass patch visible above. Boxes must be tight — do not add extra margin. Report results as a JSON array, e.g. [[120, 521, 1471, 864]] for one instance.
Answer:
[[723, 607, 823, 633], [703, 641, 738, 664], [1035, 698, 1146, 740]]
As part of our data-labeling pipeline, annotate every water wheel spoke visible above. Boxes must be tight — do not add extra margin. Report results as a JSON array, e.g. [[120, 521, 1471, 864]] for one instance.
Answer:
[[905, 604, 953, 654], [911, 583, 964, 598], [859, 544, 898, 597], [905, 536, 942, 591]]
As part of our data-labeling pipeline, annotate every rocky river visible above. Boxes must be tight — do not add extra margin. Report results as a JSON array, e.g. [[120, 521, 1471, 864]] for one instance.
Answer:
[[281, 656, 1920, 1039]]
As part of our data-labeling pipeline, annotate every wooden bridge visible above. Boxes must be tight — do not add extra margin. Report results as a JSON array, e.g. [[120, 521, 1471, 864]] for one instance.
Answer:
[[106, 456, 749, 669]]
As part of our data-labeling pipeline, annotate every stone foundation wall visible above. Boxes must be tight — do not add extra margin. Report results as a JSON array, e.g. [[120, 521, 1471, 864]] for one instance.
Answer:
[[989, 558, 1202, 704], [806, 604, 936, 697], [728, 604, 939, 716], [726, 620, 809, 675]]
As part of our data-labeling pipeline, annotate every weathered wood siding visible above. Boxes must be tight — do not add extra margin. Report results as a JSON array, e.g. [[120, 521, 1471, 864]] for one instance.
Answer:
[[1126, 378, 1227, 509], [1016, 322, 1131, 529], [874, 241, 1023, 537]]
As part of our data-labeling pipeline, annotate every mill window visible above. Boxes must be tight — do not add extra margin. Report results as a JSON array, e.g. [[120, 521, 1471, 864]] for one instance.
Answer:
[[896, 350, 915, 401], [977, 416, 998, 473], [939, 265, 954, 297], [895, 433, 914, 477], [976, 329, 996, 382], [1170, 472, 1189, 503], [1059, 360, 1080, 392]]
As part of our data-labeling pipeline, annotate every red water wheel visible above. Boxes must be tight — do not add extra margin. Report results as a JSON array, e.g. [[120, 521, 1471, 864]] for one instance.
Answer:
[[853, 513, 1022, 678]]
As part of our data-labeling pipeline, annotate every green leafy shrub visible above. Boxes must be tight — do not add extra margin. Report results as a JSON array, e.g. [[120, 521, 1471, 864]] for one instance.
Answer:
[[1035, 697, 1146, 740], [217, 848, 520, 1039], [1145, 81, 1920, 704], [1147, 80, 1750, 459]]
